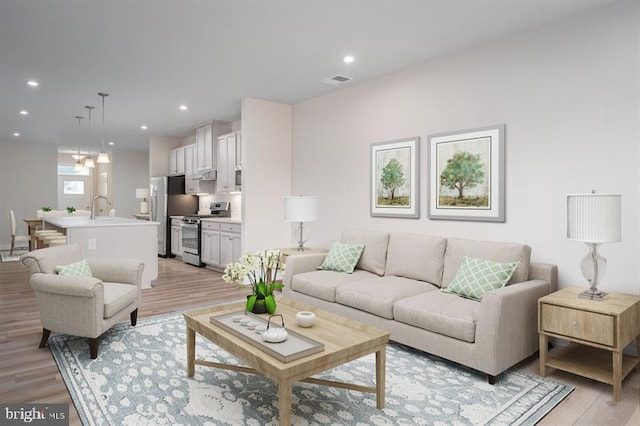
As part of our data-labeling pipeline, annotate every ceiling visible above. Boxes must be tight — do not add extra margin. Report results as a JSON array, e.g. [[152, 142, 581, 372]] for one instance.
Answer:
[[0, 0, 612, 153]]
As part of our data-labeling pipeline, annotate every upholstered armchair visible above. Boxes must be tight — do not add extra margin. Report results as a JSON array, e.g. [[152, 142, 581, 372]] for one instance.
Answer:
[[20, 244, 144, 359]]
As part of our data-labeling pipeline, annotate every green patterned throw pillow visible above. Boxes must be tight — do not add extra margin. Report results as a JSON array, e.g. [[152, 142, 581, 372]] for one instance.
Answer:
[[443, 256, 520, 301], [55, 259, 93, 277], [318, 242, 365, 274]]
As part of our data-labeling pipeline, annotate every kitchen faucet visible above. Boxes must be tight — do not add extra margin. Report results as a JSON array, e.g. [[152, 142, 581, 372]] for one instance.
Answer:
[[91, 195, 112, 220]]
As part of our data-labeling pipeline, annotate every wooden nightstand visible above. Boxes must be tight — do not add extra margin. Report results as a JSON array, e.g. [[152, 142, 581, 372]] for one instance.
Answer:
[[538, 287, 640, 401]]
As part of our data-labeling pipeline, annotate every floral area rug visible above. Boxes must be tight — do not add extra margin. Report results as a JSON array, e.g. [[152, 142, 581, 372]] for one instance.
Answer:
[[49, 312, 572, 425]]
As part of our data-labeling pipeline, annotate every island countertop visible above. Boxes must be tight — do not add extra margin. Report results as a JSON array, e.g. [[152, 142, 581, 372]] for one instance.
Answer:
[[44, 216, 159, 228]]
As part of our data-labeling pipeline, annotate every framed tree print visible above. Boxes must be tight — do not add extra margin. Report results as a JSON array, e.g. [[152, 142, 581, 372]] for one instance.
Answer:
[[370, 137, 419, 218], [427, 125, 505, 222]]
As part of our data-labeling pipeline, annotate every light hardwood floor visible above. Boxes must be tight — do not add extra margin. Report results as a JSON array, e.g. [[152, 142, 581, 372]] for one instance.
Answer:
[[1, 257, 638, 425]]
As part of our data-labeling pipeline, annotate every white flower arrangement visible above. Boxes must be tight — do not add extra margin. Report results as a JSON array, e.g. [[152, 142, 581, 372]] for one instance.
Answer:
[[222, 250, 285, 313]]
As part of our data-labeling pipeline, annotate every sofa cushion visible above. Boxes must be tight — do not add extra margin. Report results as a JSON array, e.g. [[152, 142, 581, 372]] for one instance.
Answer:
[[394, 291, 482, 343], [318, 242, 365, 274], [291, 269, 377, 302], [335, 276, 438, 319], [55, 259, 93, 277], [385, 233, 447, 286], [341, 230, 390, 276], [103, 282, 137, 318], [442, 238, 531, 287], [444, 256, 520, 301]]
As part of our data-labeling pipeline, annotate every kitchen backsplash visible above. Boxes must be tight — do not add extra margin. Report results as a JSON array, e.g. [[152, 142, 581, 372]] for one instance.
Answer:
[[199, 193, 241, 219]]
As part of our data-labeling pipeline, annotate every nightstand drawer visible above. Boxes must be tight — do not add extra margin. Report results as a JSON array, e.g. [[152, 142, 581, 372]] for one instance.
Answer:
[[540, 304, 614, 346]]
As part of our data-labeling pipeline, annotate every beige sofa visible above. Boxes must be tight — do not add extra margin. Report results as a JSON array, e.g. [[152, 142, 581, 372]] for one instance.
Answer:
[[283, 230, 557, 382]]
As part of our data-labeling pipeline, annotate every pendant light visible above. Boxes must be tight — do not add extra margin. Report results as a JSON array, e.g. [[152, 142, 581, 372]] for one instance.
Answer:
[[84, 105, 96, 168], [96, 92, 110, 164], [73, 115, 84, 171]]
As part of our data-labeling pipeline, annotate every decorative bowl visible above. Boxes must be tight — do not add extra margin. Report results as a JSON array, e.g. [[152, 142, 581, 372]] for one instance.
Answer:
[[296, 311, 316, 328]]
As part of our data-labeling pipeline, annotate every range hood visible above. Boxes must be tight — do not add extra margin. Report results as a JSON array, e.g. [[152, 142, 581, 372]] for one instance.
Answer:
[[188, 170, 217, 181]]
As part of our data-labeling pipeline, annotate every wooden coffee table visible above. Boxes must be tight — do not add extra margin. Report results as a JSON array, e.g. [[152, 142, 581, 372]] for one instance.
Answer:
[[184, 298, 390, 425]]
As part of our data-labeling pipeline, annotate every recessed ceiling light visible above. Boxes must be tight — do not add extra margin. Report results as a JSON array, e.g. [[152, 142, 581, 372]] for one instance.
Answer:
[[343, 55, 355, 64], [27, 80, 39, 87], [12, 132, 20, 137], [19, 110, 28, 115], [141, 125, 148, 130], [179, 105, 188, 111], [108, 141, 115, 146]]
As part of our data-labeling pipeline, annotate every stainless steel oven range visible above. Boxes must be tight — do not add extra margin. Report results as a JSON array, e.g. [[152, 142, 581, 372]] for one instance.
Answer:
[[181, 202, 231, 266]]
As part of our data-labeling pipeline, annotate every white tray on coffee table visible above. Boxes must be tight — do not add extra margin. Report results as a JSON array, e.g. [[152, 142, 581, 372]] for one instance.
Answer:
[[209, 311, 324, 363]]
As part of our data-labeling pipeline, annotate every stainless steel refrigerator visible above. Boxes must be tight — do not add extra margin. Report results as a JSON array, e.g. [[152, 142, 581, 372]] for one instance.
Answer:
[[150, 176, 198, 257]]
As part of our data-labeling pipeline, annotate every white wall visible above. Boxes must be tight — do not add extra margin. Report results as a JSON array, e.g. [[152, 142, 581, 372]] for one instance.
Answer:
[[241, 97, 293, 253], [0, 141, 58, 248], [0, 140, 149, 248], [149, 135, 181, 178], [112, 150, 149, 217], [292, 2, 639, 294]]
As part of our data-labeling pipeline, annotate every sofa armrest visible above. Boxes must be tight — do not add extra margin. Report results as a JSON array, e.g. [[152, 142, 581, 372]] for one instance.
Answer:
[[528, 262, 558, 293], [86, 259, 144, 288], [30, 273, 104, 298], [282, 253, 327, 289], [474, 279, 552, 375], [30, 273, 105, 338]]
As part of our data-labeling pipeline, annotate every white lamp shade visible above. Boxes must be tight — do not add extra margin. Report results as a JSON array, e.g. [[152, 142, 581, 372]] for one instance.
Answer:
[[284, 196, 318, 222], [136, 188, 150, 199], [96, 151, 110, 163], [567, 193, 621, 243]]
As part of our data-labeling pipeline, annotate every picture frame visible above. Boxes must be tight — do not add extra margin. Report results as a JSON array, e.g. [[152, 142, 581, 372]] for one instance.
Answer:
[[427, 124, 505, 222], [370, 137, 419, 218]]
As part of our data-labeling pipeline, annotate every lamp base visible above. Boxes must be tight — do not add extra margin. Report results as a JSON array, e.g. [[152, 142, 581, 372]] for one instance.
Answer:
[[578, 288, 608, 301], [294, 222, 309, 252], [140, 201, 149, 214]]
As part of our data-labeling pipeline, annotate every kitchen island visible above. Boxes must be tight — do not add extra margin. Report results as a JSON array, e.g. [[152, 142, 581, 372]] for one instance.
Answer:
[[43, 216, 159, 288]]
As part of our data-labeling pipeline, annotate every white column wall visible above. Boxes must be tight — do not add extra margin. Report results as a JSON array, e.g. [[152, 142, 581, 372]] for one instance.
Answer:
[[241, 97, 293, 253]]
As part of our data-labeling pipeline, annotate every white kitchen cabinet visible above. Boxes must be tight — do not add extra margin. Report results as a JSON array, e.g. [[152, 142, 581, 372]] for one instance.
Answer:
[[219, 223, 242, 266], [217, 131, 241, 193], [170, 218, 183, 257], [201, 220, 241, 270], [184, 144, 214, 194], [195, 121, 233, 172], [185, 144, 195, 176], [169, 146, 185, 176], [201, 221, 221, 267], [235, 132, 242, 170], [195, 123, 212, 171]]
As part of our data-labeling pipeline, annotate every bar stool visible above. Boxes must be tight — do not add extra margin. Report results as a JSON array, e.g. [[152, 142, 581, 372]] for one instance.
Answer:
[[40, 234, 66, 248], [36, 231, 64, 249]]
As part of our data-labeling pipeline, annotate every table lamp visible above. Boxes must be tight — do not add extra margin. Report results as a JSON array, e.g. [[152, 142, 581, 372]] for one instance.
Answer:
[[284, 196, 319, 251], [567, 192, 621, 300], [136, 188, 150, 214]]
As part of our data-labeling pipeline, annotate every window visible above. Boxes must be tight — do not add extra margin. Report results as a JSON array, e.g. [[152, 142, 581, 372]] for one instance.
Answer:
[[58, 164, 90, 176], [63, 180, 85, 195]]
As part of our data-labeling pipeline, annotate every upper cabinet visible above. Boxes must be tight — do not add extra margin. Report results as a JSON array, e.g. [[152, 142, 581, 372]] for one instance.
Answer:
[[169, 146, 185, 176], [195, 123, 212, 171], [185, 143, 214, 194], [217, 131, 241, 193], [195, 121, 232, 173]]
